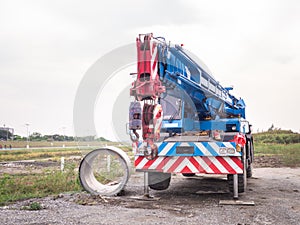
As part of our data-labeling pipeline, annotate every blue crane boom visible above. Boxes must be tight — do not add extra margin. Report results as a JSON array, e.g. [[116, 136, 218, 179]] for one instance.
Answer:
[[152, 38, 246, 134]]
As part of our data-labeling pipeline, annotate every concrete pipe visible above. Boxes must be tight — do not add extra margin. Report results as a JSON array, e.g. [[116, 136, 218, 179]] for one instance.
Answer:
[[79, 146, 131, 196]]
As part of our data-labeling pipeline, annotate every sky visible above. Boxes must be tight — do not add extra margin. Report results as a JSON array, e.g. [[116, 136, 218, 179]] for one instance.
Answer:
[[1, 0, 300, 140]]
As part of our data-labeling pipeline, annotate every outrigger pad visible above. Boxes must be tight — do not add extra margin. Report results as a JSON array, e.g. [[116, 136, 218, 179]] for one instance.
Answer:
[[219, 200, 255, 206]]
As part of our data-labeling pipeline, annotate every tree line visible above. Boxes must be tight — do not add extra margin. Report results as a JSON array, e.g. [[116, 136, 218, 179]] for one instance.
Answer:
[[0, 130, 109, 142]]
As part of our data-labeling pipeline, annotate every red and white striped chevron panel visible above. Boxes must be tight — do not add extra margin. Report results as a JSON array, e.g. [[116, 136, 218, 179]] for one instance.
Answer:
[[135, 156, 243, 174]]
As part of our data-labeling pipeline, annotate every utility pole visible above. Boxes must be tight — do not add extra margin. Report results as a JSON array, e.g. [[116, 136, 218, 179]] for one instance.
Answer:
[[62, 126, 66, 148], [25, 123, 30, 148]]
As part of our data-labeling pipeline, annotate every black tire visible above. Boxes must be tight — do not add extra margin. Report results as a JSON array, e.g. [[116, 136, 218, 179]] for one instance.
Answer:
[[227, 174, 245, 193], [246, 163, 253, 178], [182, 173, 196, 177], [245, 136, 254, 178], [148, 172, 171, 190]]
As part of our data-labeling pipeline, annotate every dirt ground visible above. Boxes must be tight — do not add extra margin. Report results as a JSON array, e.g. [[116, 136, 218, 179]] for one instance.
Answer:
[[1, 157, 300, 225]]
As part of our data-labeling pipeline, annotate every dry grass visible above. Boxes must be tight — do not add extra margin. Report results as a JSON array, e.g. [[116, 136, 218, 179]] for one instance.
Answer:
[[0, 141, 113, 149]]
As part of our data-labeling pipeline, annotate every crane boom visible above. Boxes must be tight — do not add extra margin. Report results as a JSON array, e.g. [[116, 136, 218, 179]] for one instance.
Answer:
[[130, 33, 248, 138]]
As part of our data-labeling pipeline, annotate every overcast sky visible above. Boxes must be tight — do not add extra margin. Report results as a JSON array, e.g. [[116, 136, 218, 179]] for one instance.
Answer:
[[1, 0, 300, 139]]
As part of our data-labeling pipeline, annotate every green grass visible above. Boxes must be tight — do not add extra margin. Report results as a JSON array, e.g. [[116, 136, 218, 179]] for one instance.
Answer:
[[0, 141, 114, 149], [254, 142, 300, 167], [0, 148, 84, 161], [253, 130, 300, 167], [0, 144, 132, 206], [21, 202, 43, 210], [27, 202, 42, 210], [0, 163, 82, 206], [253, 130, 300, 144], [0, 144, 131, 162]]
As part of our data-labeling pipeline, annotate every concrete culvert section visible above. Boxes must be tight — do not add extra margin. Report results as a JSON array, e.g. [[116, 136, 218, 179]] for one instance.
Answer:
[[79, 146, 131, 196]]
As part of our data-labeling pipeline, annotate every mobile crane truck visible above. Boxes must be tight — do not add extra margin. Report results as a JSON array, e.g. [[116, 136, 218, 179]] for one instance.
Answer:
[[79, 33, 254, 199]]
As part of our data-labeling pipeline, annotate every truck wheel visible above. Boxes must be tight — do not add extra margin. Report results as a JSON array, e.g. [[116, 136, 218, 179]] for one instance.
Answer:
[[148, 172, 171, 190], [182, 173, 196, 177], [227, 174, 245, 193], [246, 163, 253, 178]]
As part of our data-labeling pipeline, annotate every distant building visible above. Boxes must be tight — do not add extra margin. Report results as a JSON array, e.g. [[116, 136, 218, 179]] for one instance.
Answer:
[[0, 126, 14, 140]]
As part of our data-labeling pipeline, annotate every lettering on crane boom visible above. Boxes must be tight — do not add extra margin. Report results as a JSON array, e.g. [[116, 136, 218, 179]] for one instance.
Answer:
[[176, 146, 194, 154]]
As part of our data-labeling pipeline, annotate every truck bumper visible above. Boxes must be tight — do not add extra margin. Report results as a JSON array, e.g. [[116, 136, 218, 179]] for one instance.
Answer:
[[134, 141, 244, 174], [135, 155, 243, 174]]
